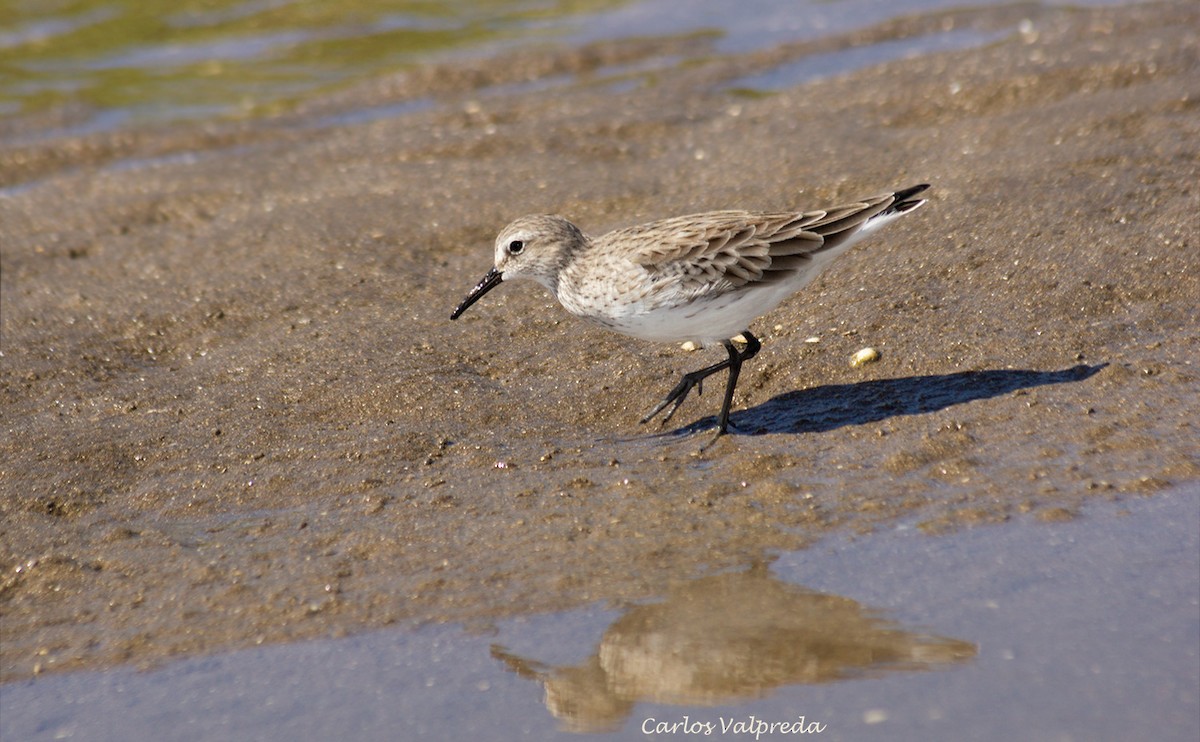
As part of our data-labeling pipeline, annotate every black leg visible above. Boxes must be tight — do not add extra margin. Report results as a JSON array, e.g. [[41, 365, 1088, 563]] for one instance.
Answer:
[[714, 332, 760, 437], [640, 354, 733, 427], [641, 331, 761, 436]]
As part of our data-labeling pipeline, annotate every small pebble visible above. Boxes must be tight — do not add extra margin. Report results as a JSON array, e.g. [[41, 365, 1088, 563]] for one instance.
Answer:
[[850, 347, 881, 367]]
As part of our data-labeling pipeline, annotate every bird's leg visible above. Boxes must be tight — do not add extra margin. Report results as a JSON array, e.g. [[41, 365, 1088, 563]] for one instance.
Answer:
[[712, 331, 760, 438], [641, 355, 733, 427], [641, 331, 761, 433]]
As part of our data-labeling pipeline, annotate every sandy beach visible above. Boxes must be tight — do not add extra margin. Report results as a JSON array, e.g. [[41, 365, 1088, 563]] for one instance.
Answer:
[[2, 0, 1198, 687]]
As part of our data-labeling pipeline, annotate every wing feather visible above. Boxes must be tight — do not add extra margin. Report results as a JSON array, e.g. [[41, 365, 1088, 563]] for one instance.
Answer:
[[595, 187, 926, 298], [612, 210, 828, 291]]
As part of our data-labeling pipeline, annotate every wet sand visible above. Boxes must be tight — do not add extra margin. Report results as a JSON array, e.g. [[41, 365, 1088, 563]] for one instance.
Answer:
[[2, 0, 1198, 683]]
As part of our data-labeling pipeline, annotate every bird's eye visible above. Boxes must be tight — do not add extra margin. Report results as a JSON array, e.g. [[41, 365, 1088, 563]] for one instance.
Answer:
[[507, 239, 524, 255]]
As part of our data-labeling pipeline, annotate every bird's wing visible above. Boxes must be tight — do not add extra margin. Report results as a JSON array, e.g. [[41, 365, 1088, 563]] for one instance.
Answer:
[[612, 192, 898, 293]]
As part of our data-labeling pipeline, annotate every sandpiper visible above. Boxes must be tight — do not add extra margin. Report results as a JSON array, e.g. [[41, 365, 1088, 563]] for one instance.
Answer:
[[451, 184, 929, 442]]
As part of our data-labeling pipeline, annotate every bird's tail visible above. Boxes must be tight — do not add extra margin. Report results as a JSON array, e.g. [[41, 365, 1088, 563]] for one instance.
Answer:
[[809, 183, 930, 252], [880, 183, 930, 219]]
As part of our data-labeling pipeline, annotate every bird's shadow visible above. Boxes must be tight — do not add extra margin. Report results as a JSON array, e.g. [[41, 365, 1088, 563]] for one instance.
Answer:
[[663, 364, 1107, 438]]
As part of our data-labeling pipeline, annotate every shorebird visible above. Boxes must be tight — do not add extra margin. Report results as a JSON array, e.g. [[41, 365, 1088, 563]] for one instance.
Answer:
[[451, 184, 929, 443]]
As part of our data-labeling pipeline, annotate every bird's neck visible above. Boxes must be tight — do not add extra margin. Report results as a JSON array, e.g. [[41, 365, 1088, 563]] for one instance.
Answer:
[[545, 237, 592, 297]]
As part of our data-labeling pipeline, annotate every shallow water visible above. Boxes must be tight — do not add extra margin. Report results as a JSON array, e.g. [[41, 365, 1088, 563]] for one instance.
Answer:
[[0, 0, 1127, 138], [1, 0, 605, 127], [3, 490, 1195, 741], [721, 28, 1004, 94]]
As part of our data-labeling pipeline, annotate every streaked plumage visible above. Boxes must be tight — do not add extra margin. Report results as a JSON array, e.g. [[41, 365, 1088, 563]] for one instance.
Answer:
[[451, 184, 929, 442]]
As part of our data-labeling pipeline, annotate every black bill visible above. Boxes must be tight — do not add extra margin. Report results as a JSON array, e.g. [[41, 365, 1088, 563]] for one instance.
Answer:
[[450, 267, 503, 319]]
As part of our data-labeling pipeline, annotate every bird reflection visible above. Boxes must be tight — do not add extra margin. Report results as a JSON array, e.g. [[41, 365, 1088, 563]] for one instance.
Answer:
[[492, 564, 976, 733]]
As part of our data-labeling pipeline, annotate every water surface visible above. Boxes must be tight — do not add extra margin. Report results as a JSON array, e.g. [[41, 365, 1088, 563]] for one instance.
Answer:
[[2, 491, 1195, 741], [0, 0, 1125, 137]]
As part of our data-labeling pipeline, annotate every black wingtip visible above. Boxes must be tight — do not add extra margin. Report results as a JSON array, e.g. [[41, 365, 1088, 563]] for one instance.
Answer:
[[894, 183, 931, 202], [888, 183, 931, 215]]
